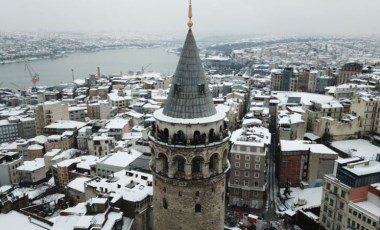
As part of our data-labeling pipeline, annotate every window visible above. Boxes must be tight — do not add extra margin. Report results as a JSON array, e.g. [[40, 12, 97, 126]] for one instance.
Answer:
[[235, 154, 240, 160], [339, 201, 344, 209], [195, 204, 201, 213], [245, 163, 250, 169], [235, 171, 240, 176], [245, 155, 250, 161], [235, 179, 239, 185], [333, 186, 338, 194], [163, 198, 168, 209], [329, 198, 334, 206], [353, 211, 357, 216], [235, 162, 240, 168], [254, 181, 259, 187], [255, 164, 260, 170], [341, 190, 346, 198], [255, 156, 260, 162], [178, 192, 182, 197], [244, 171, 249, 177], [326, 183, 331, 190], [338, 214, 342, 221], [196, 191, 200, 197], [254, 173, 259, 178], [244, 180, 249, 186]]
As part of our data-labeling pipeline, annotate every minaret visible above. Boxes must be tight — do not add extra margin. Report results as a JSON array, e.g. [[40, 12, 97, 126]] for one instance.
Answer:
[[149, 1, 231, 229]]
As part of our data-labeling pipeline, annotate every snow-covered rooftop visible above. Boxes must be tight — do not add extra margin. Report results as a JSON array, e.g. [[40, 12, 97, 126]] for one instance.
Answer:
[[281, 140, 337, 155], [17, 158, 44, 172], [98, 149, 142, 168], [85, 170, 152, 202], [331, 139, 380, 160], [272, 91, 334, 106]]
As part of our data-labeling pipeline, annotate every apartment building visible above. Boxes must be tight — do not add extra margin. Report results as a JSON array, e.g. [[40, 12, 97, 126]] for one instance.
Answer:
[[320, 157, 380, 230], [229, 127, 270, 209], [34, 101, 69, 135]]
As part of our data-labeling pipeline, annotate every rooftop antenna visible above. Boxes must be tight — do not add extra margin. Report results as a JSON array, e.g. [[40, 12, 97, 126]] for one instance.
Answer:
[[187, 0, 193, 29]]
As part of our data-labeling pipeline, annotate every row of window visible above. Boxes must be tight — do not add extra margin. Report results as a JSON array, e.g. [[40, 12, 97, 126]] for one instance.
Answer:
[[348, 217, 377, 229], [325, 182, 346, 198], [349, 208, 376, 226], [235, 154, 261, 162], [234, 162, 260, 170], [234, 179, 260, 187], [234, 170, 260, 178]]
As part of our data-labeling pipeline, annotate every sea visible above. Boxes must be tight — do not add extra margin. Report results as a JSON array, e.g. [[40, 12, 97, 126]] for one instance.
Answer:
[[0, 47, 180, 90]]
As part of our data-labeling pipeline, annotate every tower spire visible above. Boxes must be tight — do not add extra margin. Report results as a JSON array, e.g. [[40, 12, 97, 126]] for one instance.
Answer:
[[187, 0, 193, 29]]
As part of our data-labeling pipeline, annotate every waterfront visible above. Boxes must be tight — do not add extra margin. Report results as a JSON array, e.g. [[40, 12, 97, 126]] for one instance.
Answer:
[[0, 47, 179, 90]]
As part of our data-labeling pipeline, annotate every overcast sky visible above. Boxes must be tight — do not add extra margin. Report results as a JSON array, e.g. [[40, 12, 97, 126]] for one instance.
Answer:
[[1, 0, 380, 37]]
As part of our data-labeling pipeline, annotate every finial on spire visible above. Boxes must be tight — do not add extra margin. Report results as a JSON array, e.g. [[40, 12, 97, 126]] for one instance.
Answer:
[[187, 0, 193, 29]]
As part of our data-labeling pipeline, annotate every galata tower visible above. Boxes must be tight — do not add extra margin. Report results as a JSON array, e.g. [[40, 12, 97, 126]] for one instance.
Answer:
[[149, 1, 231, 229]]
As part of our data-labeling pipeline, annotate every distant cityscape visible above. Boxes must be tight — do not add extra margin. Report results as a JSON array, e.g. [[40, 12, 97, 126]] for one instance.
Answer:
[[1, 6, 380, 230]]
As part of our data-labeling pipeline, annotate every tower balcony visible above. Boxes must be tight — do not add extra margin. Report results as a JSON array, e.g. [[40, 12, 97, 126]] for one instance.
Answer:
[[149, 130, 230, 148]]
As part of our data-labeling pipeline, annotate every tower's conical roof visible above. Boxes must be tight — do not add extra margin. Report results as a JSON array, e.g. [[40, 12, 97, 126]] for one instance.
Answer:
[[163, 29, 217, 119]]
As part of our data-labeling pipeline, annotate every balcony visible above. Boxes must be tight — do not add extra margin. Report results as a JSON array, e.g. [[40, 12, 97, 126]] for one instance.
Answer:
[[149, 130, 230, 148]]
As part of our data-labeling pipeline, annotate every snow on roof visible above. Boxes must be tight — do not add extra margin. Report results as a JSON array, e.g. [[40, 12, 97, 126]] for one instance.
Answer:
[[154, 106, 226, 125], [29, 135, 48, 144], [86, 170, 153, 202], [51, 148, 77, 161], [27, 144, 44, 150], [242, 118, 262, 127], [279, 112, 304, 125], [76, 156, 100, 170], [98, 149, 142, 168], [106, 118, 130, 129], [281, 140, 337, 155], [272, 91, 334, 106], [304, 133, 320, 141], [45, 120, 87, 130], [331, 139, 380, 160], [231, 127, 271, 148], [12, 184, 53, 200], [287, 106, 305, 114], [351, 200, 380, 218], [0, 211, 52, 230], [55, 155, 99, 169], [17, 158, 44, 172], [67, 177, 93, 193], [343, 161, 380, 176], [282, 186, 323, 211], [45, 149, 62, 157]]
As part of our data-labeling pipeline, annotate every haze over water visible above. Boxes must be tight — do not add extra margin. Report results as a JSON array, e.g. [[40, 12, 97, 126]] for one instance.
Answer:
[[0, 47, 179, 90]]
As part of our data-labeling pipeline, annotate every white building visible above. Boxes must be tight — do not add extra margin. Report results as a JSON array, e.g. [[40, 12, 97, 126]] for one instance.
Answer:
[[0, 152, 23, 185], [88, 133, 115, 157], [17, 158, 46, 186]]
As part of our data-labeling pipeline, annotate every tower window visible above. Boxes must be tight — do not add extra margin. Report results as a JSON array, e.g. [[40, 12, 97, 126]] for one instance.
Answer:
[[178, 159, 185, 172], [196, 191, 200, 197], [163, 198, 168, 209], [178, 191, 182, 197], [174, 83, 182, 95], [198, 84, 205, 94], [195, 204, 202, 213]]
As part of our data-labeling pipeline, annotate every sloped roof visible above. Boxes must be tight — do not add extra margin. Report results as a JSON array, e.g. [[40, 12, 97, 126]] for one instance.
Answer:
[[163, 29, 216, 119]]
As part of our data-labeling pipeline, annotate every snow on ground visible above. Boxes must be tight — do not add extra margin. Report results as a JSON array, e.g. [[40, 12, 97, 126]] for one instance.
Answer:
[[280, 186, 323, 211]]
